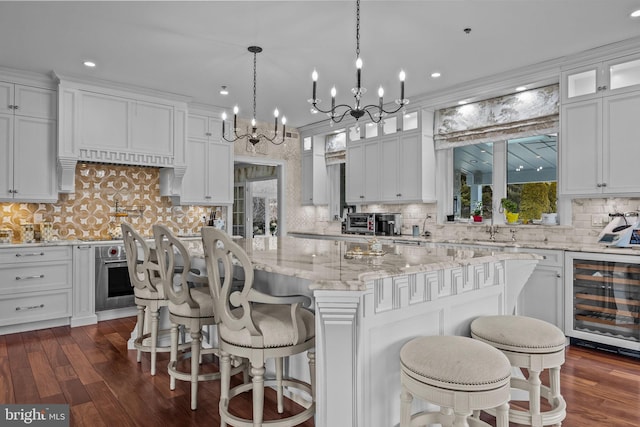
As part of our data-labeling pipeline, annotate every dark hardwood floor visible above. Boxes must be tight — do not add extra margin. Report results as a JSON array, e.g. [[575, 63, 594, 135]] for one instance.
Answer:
[[1, 316, 638, 426]]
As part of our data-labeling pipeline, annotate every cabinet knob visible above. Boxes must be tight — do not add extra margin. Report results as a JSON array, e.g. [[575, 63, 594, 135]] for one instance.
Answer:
[[13, 189, 17, 193], [601, 182, 607, 187], [8, 189, 13, 193], [359, 195, 364, 199], [596, 183, 602, 187], [13, 105, 19, 110]]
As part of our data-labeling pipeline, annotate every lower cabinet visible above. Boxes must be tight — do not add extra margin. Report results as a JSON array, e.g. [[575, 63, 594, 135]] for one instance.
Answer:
[[516, 248, 564, 331], [0, 246, 72, 332], [71, 244, 97, 327]]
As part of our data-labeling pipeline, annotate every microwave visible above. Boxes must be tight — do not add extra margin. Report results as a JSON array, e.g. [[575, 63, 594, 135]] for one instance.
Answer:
[[345, 213, 375, 235]]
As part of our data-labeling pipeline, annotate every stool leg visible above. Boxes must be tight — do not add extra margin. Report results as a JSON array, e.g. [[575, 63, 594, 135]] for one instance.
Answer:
[[190, 329, 202, 410], [399, 385, 413, 427], [136, 305, 145, 362], [550, 366, 563, 427], [220, 351, 231, 427], [308, 350, 316, 402], [150, 308, 159, 376], [495, 402, 509, 427], [251, 363, 266, 426], [275, 357, 284, 413], [529, 369, 542, 427], [169, 323, 178, 390]]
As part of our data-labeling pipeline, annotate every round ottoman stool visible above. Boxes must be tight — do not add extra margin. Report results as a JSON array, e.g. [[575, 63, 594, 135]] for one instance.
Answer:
[[471, 315, 567, 427], [400, 335, 512, 427]]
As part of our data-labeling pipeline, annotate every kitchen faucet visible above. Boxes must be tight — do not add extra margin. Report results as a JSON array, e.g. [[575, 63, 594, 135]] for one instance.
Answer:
[[485, 203, 498, 241]]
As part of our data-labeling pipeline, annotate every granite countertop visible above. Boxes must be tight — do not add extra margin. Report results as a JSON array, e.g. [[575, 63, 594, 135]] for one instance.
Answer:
[[198, 236, 540, 291], [288, 231, 640, 256]]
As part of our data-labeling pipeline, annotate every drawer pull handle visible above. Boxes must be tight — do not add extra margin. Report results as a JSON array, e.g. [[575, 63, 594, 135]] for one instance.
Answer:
[[15, 274, 45, 280], [15, 252, 45, 257], [15, 304, 45, 311]]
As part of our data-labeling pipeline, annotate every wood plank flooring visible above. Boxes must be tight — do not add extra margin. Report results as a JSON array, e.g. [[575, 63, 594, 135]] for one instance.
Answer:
[[1, 316, 639, 426]]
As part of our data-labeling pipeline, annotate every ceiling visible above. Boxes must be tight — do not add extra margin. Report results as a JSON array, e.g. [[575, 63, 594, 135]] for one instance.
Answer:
[[1, 1, 640, 128]]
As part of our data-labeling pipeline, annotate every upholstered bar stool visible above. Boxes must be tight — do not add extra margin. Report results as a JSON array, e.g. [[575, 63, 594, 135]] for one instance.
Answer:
[[400, 335, 512, 427], [470, 315, 567, 427]]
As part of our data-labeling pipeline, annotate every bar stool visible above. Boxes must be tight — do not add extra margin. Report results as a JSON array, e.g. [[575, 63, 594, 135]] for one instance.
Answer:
[[471, 315, 567, 427], [400, 335, 511, 427]]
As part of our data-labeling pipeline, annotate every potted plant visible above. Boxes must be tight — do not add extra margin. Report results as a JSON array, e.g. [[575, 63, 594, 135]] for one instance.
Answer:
[[472, 201, 483, 222], [501, 198, 519, 224]]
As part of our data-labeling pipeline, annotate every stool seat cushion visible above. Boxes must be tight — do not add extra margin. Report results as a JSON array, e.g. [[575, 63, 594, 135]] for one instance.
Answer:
[[220, 305, 315, 349], [471, 315, 565, 354], [168, 287, 215, 318], [400, 336, 511, 392]]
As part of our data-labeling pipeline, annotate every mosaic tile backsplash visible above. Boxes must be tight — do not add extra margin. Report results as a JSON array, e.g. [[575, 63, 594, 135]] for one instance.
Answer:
[[0, 163, 218, 242]]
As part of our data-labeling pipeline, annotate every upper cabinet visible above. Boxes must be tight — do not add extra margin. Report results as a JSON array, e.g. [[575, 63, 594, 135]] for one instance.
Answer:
[[301, 136, 328, 206], [562, 53, 640, 103], [560, 54, 640, 196], [163, 111, 233, 206], [56, 75, 188, 193], [0, 81, 57, 202]]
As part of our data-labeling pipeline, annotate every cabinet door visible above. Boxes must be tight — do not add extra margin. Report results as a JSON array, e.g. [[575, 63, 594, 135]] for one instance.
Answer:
[[363, 141, 380, 202], [398, 133, 422, 201], [0, 114, 13, 200], [208, 139, 233, 204], [14, 85, 56, 119], [180, 138, 208, 204], [606, 54, 640, 96], [346, 142, 365, 203], [562, 63, 602, 103], [131, 101, 173, 155], [379, 137, 399, 201], [0, 82, 13, 115], [12, 116, 57, 201], [301, 152, 313, 205], [560, 99, 602, 195], [80, 92, 129, 150], [187, 113, 209, 141], [603, 91, 640, 194], [519, 266, 564, 330]]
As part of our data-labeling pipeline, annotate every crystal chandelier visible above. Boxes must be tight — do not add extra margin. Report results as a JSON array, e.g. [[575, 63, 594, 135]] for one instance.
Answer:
[[308, 0, 409, 124], [222, 46, 286, 146]]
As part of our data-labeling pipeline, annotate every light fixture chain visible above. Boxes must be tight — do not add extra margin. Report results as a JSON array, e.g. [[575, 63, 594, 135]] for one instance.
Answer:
[[355, 0, 360, 58], [252, 51, 257, 119]]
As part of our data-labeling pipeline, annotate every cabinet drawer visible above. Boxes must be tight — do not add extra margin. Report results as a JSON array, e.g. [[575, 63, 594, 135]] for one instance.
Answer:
[[0, 246, 72, 263], [525, 249, 563, 267], [0, 262, 72, 294], [0, 289, 71, 327]]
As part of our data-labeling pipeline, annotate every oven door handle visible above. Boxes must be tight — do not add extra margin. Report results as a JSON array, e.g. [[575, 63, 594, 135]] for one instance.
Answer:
[[102, 259, 128, 265]]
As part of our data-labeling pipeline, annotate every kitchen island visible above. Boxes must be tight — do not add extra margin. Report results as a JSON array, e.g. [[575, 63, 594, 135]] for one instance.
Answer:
[[203, 235, 541, 427]]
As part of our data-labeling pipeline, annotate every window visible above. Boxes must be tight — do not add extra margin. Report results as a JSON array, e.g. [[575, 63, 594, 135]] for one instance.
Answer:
[[506, 134, 557, 223], [451, 133, 557, 223], [453, 143, 493, 219]]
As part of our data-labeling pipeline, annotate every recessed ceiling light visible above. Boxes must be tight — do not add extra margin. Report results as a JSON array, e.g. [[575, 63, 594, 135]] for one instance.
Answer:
[[431, 72, 441, 78], [630, 9, 640, 18], [219, 85, 229, 95], [458, 100, 468, 105], [516, 86, 527, 91], [83, 61, 96, 68]]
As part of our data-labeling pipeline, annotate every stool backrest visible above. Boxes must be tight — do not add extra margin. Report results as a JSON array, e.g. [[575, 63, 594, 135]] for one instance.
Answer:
[[121, 222, 162, 296], [153, 223, 206, 310]]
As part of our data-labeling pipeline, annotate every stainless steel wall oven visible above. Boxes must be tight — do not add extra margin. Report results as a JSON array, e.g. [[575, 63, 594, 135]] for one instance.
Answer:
[[95, 244, 134, 311]]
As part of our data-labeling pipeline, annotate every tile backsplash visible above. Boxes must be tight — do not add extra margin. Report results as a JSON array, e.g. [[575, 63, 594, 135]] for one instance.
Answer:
[[0, 163, 217, 242]]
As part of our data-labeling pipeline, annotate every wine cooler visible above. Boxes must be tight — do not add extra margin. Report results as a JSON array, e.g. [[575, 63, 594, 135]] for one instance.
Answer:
[[565, 251, 640, 356]]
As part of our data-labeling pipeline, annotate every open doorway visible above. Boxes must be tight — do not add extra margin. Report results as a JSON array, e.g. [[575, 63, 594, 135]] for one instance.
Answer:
[[232, 156, 285, 238]]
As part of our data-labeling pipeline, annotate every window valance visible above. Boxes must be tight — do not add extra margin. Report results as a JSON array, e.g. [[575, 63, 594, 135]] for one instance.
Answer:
[[434, 84, 559, 149]]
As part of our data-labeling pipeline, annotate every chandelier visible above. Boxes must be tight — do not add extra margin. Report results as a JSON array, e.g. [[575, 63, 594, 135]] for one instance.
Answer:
[[308, 0, 409, 124], [222, 46, 286, 146]]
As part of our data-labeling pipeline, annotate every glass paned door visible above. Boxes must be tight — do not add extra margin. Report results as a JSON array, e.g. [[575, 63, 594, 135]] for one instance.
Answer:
[[233, 184, 245, 237]]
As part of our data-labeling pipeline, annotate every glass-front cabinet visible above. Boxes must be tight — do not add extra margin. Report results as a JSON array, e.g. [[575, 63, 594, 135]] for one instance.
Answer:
[[565, 251, 640, 354]]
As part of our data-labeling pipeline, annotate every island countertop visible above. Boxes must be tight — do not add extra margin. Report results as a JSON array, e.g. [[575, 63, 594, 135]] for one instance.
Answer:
[[200, 235, 541, 291]]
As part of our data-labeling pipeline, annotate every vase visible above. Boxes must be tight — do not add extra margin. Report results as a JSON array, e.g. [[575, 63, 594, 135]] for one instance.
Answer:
[[472, 215, 483, 223], [506, 212, 519, 224]]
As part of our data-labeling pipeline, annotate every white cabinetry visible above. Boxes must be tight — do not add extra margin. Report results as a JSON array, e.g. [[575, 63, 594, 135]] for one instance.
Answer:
[[516, 248, 564, 331], [346, 130, 434, 204], [0, 81, 57, 202], [176, 112, 233, 205], [71, 244, 97, 327], [301, 136, 328, 205], [0, 246, 72, 333], [561, 54, 640, 196]]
